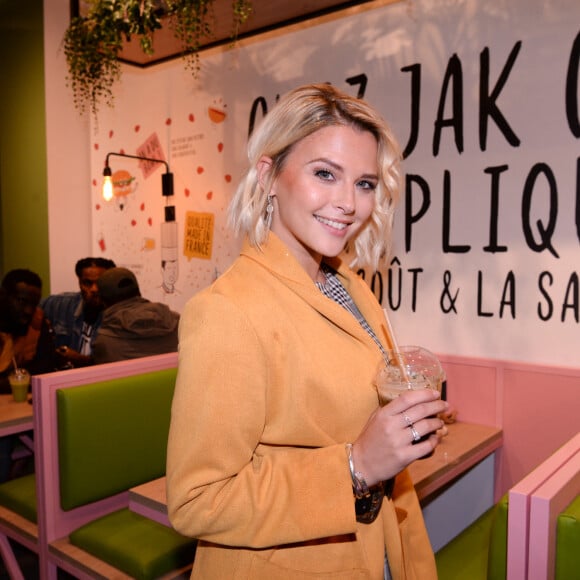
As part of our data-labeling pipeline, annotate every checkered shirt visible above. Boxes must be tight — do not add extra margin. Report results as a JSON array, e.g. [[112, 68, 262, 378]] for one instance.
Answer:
[[316, 265, 387, 359]]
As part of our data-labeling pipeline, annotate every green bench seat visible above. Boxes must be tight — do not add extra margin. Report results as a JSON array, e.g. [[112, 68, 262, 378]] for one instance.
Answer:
[[55, 366, 196, 579], [0, 473, 37, 524], [70, 508, 194, 580], [555, 494, 580, 580], [435, 494, 508, 580]]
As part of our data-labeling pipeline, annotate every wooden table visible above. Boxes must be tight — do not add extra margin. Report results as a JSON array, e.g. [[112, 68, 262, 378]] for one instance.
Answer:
[[409, 421, 503, 551], [130, 421, 503, 530], [408, 421, 503, 501], [0, 394, 33, 438], [129, 476, 170, 526]]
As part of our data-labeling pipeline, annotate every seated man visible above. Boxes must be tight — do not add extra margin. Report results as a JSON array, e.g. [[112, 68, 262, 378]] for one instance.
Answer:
[[0, 269, 57, 481], [0, 269, 57, 390], [42, 257, 116, 367], [92, 267, 179, 364]]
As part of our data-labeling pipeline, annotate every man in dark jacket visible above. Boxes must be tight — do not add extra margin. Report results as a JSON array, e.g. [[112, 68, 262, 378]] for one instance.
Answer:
[[92, 267, 179, 364]]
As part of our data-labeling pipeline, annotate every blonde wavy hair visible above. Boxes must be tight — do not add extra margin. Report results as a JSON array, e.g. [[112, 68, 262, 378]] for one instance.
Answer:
[[228, 83, 401, 269]]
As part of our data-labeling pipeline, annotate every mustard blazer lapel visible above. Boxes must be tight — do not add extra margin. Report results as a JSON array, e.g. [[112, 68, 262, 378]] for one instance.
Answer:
[[240, 234, 389, 357]]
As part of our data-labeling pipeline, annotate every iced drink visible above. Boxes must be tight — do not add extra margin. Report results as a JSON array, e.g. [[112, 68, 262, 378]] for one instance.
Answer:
[[375, 346, 444, 455], [8, 369, 30, 403]]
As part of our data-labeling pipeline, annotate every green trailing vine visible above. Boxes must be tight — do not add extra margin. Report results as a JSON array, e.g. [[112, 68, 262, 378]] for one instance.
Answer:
[[232, 0, 254, 42], [63, 0, 253, 119], [165, 0, 213, 75]]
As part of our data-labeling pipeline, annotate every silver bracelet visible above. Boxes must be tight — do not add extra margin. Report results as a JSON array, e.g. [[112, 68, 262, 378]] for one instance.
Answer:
[[345, 443, 370, 499]]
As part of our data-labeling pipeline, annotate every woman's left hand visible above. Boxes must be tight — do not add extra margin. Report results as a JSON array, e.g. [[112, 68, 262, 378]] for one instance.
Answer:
[[351, 388, 449, 487]]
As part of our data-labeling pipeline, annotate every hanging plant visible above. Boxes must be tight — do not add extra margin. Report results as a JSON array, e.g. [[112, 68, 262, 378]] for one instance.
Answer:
[[63, 0, 253, 119], [166, 0, 213, 75]]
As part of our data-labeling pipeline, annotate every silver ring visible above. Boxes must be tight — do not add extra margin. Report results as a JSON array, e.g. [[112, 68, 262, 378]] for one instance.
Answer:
[[403, 414, 414, 427], [409, 425, 421, 443]]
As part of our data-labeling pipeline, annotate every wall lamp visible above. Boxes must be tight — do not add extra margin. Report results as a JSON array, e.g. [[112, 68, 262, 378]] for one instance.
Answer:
[[102, 151, 174, 202]]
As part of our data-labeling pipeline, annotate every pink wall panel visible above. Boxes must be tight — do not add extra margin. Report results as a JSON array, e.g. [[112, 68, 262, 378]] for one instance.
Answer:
[[500, 366, 580, 496], [438, 355, 499, 426], [437, 355, 579, 498]]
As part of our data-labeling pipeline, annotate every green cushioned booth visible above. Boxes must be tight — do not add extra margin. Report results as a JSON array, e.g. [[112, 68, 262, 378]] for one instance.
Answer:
[[69, 509, 195, 580], [55, 367, 197, 578], [435, 494, 508, 580], [57, 368, 177, 510], [0, 473, 37, 523], [487, 494, 508, 579], [555, 494, 580, 580]]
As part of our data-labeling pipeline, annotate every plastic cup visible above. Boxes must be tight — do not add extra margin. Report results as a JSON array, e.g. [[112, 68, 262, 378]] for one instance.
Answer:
[[375, 346, 445, 458], [8, 369, 30, 403], [375, 346, 444, 404]]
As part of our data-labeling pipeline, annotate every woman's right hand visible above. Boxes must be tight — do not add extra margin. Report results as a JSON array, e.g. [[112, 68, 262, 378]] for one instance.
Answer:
[[351, 389, 449, 486]]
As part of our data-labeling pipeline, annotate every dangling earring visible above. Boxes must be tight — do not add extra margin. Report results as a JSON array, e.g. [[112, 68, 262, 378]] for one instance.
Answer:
[[264, 195, 274, 230]]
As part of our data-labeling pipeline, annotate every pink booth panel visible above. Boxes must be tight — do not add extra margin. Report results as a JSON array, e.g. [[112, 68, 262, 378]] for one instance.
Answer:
[[527, 446, 580, 580], [508, 433, 580, 580], [501, 366, 580, 498]]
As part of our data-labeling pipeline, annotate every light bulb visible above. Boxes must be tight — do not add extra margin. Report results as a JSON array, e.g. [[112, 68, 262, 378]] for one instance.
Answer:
[[102, 175, 114, 201]]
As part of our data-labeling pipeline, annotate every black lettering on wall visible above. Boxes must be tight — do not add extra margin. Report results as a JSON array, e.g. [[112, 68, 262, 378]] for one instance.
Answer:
[[433, 55, 464, 156], [576, 157, 580, 243], [477, 271, 494, 317], [401, 64, 421, 159], [405, 174, 431, 252], [248, 96, 268, 137], [346, 73, 368, 98], [408, 268, 423, 312], [521, 163, 559, 258], [565, 31, 580, 137], [561, 272, 579, 322], [499, 271, 516, 319], [443, 170, 471, 253], [483, 165, 509, 253], [370, 271, 384, 304], [383, 259, 423, 312], [479, 41, 522, 150], [537, 271, 554, 321], [387, 258, 402, 310]]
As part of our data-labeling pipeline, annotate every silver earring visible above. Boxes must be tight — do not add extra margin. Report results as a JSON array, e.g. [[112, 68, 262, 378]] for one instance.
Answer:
[[264, 195, 273, 230]]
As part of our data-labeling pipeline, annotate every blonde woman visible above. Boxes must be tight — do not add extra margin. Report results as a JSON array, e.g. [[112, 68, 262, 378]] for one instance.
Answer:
[[167, 83, 447, 579]]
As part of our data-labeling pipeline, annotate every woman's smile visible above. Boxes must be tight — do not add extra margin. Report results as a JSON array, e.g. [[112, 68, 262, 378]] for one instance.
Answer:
[[260, 124, 378, 280], [314, 214, 353, 232]]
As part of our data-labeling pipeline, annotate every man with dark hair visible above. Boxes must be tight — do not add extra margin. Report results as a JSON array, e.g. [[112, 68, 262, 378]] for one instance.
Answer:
[[0, 269, 57, 388], [0, 269, 58, 480], [92, 267, 179, 364], [41, 257, 116, 367]]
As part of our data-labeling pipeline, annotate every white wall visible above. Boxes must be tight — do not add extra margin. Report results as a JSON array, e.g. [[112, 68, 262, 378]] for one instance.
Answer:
[[46, 0, 580, 367], [43, 0, 92, 293]]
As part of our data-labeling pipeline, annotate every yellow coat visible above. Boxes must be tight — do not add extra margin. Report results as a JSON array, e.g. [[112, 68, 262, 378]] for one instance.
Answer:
[[167, 234, 436, 580]]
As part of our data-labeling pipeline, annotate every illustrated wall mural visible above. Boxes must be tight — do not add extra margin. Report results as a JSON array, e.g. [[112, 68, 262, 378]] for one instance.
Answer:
[[91, 81, 242, 312], [90, 0, 580, 367]]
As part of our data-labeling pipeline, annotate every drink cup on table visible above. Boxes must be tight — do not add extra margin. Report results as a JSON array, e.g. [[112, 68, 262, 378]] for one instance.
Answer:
[[8, 368, 30, 403], [375, 346, 445, 458]]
